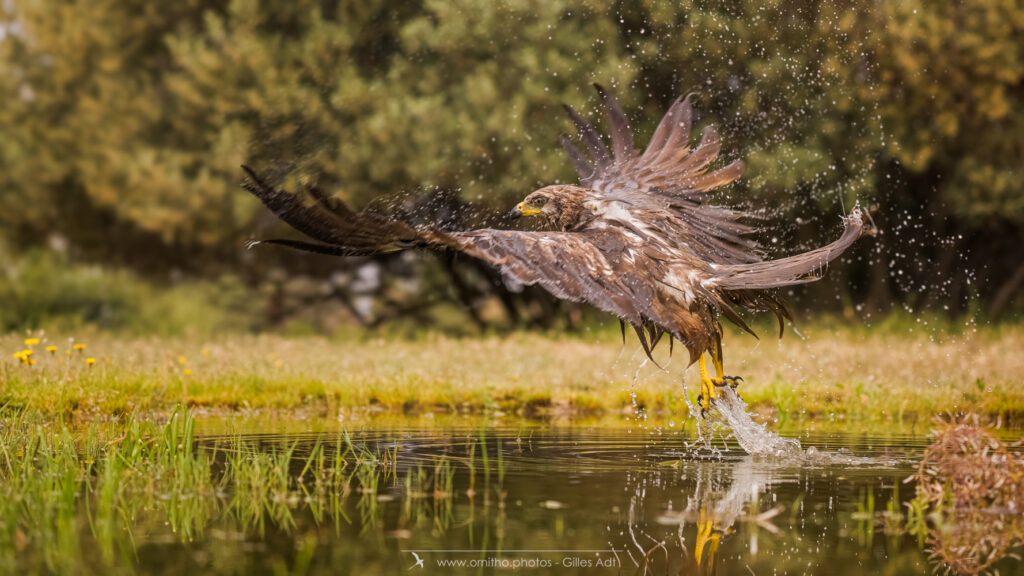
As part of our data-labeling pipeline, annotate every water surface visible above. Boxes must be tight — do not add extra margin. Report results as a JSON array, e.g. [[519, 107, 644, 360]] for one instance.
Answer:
[[79, 425, 1020, 575]]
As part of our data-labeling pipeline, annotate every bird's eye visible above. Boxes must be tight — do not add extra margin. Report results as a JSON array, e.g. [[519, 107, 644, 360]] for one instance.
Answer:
[[533, 196, 548, 206]]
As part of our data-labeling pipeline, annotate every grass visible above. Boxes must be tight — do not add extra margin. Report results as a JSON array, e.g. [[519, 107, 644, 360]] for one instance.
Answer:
[[1, 320, 1023, 428], [849, 416, 1024, 575], [0, 409, 483, 574]]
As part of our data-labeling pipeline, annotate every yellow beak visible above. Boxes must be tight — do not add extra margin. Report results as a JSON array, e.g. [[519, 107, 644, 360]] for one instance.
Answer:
[[511, 202, 542, 218]]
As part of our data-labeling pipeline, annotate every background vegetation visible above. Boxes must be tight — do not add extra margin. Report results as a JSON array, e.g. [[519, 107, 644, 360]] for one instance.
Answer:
[[1, 0, 1022, 334]]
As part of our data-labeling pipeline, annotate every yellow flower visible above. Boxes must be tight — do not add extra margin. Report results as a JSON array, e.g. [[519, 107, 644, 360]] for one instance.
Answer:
[[46, 346, 57, 353], [24, 338, 39, 346], [177, 356, 187, 365], [21, 349, 33, 357], [85, 357, 96, 366], [73, 344, 86, 352], [201, 348, 210, 356], [184, 369, 192, 376], [27, 359, 36, 366]]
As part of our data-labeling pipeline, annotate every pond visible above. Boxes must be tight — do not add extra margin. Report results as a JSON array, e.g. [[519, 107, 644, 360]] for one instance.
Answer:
[[7, 415, 1022, 576]]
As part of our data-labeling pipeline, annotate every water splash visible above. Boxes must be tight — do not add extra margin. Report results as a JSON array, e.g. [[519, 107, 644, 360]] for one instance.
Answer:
[[710, 387, 803, 457], [682, 378, 879, 464]]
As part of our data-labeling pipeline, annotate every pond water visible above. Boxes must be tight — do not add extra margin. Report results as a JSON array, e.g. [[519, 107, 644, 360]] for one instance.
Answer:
[[34, 422, 1021, 576]]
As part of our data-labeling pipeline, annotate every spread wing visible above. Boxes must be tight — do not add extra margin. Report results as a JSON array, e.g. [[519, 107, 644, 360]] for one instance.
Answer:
[[241, 166, 696, 359], [561, 85, 760, 265]]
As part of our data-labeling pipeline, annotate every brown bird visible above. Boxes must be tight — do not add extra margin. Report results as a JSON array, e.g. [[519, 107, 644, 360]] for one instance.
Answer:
[[242, 85, 876, 415]]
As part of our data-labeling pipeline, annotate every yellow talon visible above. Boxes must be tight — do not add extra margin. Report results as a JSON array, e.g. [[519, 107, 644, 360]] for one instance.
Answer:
[[697, 344, 745, 415]]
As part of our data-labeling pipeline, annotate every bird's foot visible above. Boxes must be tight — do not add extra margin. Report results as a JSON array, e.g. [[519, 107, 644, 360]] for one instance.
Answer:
[[712, 376, 743, 389], [697, 389, 717, 418], [696, 393, 713, 419]]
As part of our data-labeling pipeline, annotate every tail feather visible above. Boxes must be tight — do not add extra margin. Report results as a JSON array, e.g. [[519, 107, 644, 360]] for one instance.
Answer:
[[713, 208, 876, 291]]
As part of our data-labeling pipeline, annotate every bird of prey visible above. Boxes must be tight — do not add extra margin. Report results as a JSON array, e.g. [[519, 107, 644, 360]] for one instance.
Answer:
[[242, 85, 875, 415]]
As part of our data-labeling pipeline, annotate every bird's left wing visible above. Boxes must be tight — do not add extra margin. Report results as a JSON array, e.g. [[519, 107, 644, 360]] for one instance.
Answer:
[[242, 166, 683, 357]]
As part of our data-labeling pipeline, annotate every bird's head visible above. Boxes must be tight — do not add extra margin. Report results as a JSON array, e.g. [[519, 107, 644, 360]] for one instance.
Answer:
[[510, 185, 591, 231]]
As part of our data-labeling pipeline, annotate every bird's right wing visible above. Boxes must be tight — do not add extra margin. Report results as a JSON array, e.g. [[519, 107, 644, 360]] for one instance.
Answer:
[[561, 86, 759, 265]]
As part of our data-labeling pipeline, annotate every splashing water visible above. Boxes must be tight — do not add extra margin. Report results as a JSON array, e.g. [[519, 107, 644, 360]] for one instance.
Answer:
[[680, 375, 800, 457], [709, 387, 803, 457], [681, 379, 882, 465]]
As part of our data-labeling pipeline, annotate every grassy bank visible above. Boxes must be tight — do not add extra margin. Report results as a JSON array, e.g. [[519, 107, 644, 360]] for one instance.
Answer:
[[2, 321, 1022, 428]]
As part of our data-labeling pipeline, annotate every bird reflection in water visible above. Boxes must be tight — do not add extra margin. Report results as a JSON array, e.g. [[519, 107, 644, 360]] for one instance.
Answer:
[[624, 456, 786, 576]]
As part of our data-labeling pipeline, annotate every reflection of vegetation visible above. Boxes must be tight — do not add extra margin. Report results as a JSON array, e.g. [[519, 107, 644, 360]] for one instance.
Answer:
[[844, 416, 1024, 576], [907, 416, 1023, 576], [2, 407, 1019, 575]]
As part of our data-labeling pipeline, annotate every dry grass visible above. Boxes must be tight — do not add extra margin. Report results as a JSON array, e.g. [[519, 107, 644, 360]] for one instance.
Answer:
[[1, 322, 1022, 428], [910, 415, 1023, 575]]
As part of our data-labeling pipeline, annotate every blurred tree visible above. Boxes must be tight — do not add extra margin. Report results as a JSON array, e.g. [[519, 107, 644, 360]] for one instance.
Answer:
[[616, 0, 1024, 316], [0, 0, 234, 272], [0, 0, 1021, 328]]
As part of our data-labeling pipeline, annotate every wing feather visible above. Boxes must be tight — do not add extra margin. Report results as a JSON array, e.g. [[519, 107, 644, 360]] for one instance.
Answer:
[[642, 95, 691, 164], [562, 104, 612, 173], [594, 84, 634, 162], [242, 165, 420, 255], [562, 89, 754, 266], [559, 135, 595, 181]]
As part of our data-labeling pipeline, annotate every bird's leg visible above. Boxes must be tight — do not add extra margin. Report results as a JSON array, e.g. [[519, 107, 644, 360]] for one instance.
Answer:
[[697, 353, 717, 414], [712, 340, 725, 380], [710, 339, 742, 390], [694, 507, 722, 568]]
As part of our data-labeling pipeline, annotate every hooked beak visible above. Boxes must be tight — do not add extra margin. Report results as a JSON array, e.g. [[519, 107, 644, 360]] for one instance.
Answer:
[[510, 202, 541, 219]]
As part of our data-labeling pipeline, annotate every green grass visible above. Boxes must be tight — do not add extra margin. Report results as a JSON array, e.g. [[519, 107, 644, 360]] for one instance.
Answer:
[[1, 321, 1023, 428], [0, 409, 478, 574]]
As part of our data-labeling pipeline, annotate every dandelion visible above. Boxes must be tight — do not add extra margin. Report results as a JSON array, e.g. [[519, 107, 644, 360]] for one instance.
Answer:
[[177, 356, 187, 365], [24, 338, 39, 346], [184, 369, 192, 376], [73, 344, 86, 352], [46, 346, 57, 354], [85, 357, 96, 367]]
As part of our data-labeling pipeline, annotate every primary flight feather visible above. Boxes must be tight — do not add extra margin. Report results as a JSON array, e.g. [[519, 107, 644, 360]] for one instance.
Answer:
[[242, 85, 876, 414]]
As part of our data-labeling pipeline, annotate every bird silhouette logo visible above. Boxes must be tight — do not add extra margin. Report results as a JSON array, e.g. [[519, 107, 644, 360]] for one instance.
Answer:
[[408, 551, 424, 570]]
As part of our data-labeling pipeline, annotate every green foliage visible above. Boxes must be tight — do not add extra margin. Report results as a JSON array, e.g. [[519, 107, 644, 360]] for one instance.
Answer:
[[0, 246, 258, 335], [0, 0, 1021, 321]]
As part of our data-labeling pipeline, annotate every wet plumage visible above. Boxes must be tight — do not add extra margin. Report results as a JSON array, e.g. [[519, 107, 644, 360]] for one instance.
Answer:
[[242, 85, 876, 412]]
